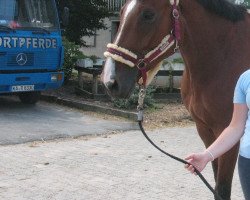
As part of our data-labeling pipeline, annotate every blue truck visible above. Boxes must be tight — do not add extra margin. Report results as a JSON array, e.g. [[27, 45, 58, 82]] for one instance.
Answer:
[[0, 0, 65, 104]]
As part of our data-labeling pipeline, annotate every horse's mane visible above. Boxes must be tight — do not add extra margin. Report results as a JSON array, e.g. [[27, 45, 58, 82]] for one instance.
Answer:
[[196, 0, 247, 22]]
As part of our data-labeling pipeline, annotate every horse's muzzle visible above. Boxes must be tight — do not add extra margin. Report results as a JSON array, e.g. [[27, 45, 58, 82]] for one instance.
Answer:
[[102, 57, 122, 98]]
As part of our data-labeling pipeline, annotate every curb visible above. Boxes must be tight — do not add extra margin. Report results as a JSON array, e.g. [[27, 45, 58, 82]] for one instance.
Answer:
[[41, 94, 138, 121]]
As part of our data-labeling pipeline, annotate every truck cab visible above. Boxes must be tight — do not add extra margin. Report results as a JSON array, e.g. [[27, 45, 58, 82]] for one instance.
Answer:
[[0, 0, 64, 104]]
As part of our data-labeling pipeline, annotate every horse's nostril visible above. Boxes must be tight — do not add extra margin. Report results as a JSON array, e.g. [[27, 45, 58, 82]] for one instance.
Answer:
[[105, 80, 118, 91], [110, 74, 116, 80], [105, 80, 114, 88], [105, 81, 114, 90]]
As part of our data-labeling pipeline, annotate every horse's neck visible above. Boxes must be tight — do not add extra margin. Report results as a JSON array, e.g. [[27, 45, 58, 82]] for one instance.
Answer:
[[180, 1, 249, 82]]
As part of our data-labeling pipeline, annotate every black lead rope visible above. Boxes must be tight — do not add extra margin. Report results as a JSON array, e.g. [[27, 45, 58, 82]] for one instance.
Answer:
[[136, 88, 223, 200]]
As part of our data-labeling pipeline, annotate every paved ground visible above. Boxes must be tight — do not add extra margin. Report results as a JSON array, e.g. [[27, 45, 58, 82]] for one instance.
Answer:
[[0, 96, 137, 145], [0, 126, 243, 200]]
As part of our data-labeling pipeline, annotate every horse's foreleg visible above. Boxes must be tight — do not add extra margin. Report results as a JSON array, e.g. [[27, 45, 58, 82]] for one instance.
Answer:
[[196, 122, 239, 200], [215, 144, 239, 200]]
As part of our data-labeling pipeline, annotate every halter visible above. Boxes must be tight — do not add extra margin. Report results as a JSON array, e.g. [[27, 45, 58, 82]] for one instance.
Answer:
[[104, 0, 181, 86]]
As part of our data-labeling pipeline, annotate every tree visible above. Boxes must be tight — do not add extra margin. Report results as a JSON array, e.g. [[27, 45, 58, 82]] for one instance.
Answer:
[[228, 0, 250, 7], [57, 0, 114, 45]]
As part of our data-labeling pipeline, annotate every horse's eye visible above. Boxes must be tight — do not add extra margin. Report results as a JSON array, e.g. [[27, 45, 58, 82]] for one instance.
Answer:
[[141, 10, 156, 22]]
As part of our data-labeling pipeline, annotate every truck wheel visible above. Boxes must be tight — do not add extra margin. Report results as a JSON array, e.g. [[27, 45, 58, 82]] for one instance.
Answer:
[[18, 91, 41, 104]]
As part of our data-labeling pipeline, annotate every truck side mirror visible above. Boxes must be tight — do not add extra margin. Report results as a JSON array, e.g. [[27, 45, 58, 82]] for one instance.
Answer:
[[61, 7, 69, 27]]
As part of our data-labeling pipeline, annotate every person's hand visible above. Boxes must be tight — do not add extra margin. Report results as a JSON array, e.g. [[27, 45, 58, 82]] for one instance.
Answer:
[[184, 151, 212, 174]]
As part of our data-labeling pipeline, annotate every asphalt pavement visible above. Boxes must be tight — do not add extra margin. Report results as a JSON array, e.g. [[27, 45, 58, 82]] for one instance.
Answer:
[[0, 96, 138, 145]]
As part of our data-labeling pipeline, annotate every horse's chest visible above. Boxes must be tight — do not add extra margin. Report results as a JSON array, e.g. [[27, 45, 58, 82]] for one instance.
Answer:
[[183, 91, 232, 130]]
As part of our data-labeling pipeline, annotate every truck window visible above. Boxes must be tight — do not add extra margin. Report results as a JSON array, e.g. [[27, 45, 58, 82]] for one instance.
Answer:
[[0, 0, 16, 21], [0, 0, 59, 31]]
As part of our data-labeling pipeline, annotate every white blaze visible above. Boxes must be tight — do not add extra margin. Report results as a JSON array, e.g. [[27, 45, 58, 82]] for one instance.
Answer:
[[115, 0, 137, 44], [102, 57, 116, 86]]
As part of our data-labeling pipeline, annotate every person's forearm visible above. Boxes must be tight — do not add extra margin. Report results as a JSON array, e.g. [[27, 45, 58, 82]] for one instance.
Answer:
[[206, 126, 244, 160]]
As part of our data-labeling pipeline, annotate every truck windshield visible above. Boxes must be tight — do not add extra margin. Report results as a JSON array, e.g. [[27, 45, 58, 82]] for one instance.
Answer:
[[0, 0, 59, 31]]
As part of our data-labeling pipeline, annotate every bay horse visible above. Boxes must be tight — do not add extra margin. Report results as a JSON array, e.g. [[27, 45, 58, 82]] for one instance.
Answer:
[[101, 0, 250, 199]]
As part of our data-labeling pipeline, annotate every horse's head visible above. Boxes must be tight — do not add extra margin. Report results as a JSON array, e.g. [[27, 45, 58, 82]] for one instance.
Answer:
[[102, 0, 181, 98]]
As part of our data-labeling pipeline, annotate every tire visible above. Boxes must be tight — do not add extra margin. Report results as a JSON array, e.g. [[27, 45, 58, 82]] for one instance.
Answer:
[[18, 91, 41, 104]]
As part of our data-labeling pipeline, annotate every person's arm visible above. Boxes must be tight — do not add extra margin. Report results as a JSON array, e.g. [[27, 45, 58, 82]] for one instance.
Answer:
[[185, 103, 248, 173]]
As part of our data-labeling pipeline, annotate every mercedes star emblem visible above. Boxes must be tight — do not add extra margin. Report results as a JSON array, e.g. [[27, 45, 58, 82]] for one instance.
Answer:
[[16, 53, 28, 66]]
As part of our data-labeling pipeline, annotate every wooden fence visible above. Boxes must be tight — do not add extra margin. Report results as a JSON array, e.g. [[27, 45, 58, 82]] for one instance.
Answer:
[[104, 0, 126, 12]]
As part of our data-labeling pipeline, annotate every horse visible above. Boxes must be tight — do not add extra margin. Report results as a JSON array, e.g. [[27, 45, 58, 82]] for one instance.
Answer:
[[101, 0, 250, 199]]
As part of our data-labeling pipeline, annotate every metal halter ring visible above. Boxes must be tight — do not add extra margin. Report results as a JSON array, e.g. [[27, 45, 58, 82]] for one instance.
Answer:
[[173, 9, 179, 19], [136, 59, 147, 69]]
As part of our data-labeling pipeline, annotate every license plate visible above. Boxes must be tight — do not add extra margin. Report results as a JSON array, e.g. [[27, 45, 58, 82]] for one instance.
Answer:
[[11, 85, 35, 92]]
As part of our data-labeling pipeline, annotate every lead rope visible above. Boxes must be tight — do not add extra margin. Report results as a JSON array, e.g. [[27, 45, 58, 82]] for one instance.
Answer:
[[137, 87, 223, 200]]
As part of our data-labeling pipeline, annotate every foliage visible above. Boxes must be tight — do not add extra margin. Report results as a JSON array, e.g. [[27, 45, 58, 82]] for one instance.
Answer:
[[163, 57, 184, 65], [62, 37, 85, 83], [113, 86, 156, 110], [88, 55, 100, 63], [228, 0, 250, 8], [57, 0, 114, 45], [172, 57, 184, 64]]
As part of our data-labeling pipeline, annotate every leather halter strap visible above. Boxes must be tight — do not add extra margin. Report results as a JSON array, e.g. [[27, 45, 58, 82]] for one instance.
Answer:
[[104, 0, 181, 86]]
